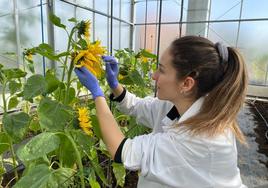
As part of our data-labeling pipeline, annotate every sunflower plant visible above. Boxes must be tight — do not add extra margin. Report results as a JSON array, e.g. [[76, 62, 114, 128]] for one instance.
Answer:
[[0, 13, 158, 187]]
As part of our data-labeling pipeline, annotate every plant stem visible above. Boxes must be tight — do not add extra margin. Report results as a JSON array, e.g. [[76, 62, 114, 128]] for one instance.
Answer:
[[58, 27, 76, 102], [66, 132, 85, 188], [10, 141, 19, 181], [64, 60, 74, 105], [2, 79, 7, 114], [61, 28, 76, 83]]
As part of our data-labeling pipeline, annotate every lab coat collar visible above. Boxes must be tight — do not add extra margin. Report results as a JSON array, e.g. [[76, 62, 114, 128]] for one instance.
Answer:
[[166, 106, 180, 120], [178, 96, 205, 124], [162, 97, 205, 128]]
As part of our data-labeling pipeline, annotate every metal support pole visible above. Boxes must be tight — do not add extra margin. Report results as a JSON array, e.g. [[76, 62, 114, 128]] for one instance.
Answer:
[[46, 0, 56, 70], [13, 0, 22, 68], [179, 0, 184, 37], [40, 0, 46, 76], [110, 0, 113, 55], [154, 0, 163, 97], [144, 0, 148, 48], [235, 0, 244, 47], [130, 0, 135, 50]]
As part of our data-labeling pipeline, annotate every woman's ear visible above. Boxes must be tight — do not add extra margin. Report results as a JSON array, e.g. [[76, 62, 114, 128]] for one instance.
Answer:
[[180, 76, 196, 93]]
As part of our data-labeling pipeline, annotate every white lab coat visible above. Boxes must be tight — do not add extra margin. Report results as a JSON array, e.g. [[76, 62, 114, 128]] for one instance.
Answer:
[[116, 91, 247, 188]]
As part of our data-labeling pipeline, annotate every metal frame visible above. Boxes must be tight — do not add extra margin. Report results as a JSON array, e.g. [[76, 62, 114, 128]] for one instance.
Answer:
[[4, 0, 268, 86]]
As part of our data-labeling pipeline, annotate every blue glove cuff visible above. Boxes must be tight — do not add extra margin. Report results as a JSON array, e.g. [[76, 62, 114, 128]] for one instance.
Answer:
[[92, 88, 105, 100], [108, 79, 119, 89]]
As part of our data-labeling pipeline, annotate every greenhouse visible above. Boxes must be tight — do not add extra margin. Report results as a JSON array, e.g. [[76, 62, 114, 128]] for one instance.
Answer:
[[0, 0, 268, 187]]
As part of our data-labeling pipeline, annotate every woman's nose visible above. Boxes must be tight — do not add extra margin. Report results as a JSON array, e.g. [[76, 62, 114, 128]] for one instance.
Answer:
[[152, 71, 157, 81]]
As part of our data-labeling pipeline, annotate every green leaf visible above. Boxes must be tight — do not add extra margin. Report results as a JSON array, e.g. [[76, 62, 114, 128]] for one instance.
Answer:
[[35, 43, 59, 61], [49, 13, 66, 29], [71, 130, 96, 152], [13, 164, 73, 188], [66, 87, 76, 104], [2, 112, 30, 142], [89, 147, 108, 185], [55, 51, 70, 58], [78, 38, 88, 50], [23, 74, 47, 100], [68, 17, 78, 23], [140, 49, 157, 59], [129, 70, 145, 86], [45, 71, 60, 94], [0, 132, 10, 154], [57, 134, 77, 168], [37, 97, 73, 131], [89, 178, 101, 188], [3, 68, 27, 79], [8, 96, 19, 110], [112, 162, 126, 187], [29, 116, 41, 133], [17, 132, 60, 161], [9, 80, 22, 95]]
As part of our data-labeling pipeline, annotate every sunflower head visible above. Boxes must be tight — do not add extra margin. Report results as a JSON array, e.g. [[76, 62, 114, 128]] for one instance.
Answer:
[[23, 49, 35, 61], [77, 20, 90, 39], [77, 107, 93, 136], [73, 40, 106, 79]]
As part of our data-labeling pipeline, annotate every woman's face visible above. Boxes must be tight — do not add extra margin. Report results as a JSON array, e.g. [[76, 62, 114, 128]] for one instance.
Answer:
[[152, 48, 182, 101]]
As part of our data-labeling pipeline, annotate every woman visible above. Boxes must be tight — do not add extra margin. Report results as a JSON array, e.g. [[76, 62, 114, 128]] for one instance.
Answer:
[[75, 36, 248, 187]]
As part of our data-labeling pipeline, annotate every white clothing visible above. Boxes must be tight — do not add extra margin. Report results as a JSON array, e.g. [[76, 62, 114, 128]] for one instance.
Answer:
[[116, 91, 247, 188]]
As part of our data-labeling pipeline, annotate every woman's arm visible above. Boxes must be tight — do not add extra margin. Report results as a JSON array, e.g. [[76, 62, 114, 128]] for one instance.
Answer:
[[111, 84, 124, 98], [95, 96, 125, 159]]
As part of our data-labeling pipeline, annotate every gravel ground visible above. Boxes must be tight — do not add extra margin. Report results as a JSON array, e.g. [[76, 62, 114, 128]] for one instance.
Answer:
[[237, 102, 268, 188]]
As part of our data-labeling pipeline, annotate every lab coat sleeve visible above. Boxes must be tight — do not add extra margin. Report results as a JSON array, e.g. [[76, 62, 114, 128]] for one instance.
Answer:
[[116, 91, 167, 129]]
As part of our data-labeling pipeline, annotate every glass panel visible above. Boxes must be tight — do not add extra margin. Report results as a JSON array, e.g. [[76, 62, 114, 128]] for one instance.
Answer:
[[134, 25, 145, 51], [210, 0, 241, 20], [0, 15, 17, 68], [242, 0, 268, 19], [237, 21, 268, 85], [121, 23, 130, 49], [113, 0, 120, 18], [0, 0, 16, 68], [144, 25, 157, 53], [159, 24, 180, 56], [55, 1, 75, 52], [18, 0, 39, 10], [19, 6, 44, 74], [121, 0, 131, 22], [162, 0, 181, 22], [95, 14, 108, 48], [0, 0, 12, 15], [207, 22, 238, 47], [135, 1, 146, 23], [112, 20, 120, 51], [76, 0, 93, 8], [95, 0, 108, 14]]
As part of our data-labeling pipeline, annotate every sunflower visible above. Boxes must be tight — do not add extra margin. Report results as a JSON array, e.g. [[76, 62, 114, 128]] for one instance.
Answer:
[[77, 20, 90, 40], [77, 107, 93, 136], [24, 49, 34, 61], [73, 40, 106, 78]]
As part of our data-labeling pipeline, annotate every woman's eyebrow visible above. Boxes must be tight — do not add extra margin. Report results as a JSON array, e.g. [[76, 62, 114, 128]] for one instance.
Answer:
[[159, 63, 165, 68]]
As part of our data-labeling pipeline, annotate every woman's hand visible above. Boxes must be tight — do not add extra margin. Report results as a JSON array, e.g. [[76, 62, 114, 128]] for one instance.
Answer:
[[74, 66, 104, 100], [102, 55, 119, 89]]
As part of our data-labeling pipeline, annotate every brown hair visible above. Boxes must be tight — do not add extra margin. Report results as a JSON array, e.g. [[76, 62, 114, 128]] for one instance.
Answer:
[[170, 36, 248, 143]]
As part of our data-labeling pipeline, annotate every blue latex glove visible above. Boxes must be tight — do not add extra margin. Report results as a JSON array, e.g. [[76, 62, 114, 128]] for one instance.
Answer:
[[102, 55, 119, 89], [74, 67, 104, 100]]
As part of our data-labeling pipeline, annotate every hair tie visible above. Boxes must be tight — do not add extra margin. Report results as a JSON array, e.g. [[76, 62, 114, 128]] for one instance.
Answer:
[[215, 42, 228, 64]]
